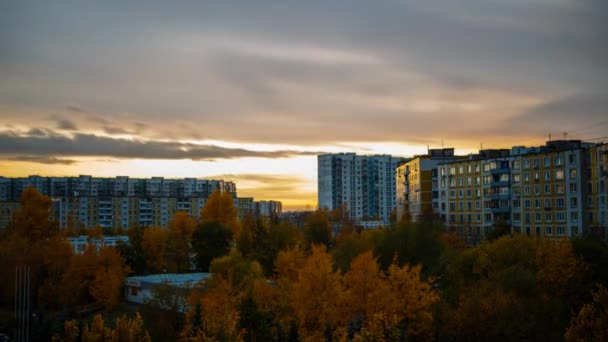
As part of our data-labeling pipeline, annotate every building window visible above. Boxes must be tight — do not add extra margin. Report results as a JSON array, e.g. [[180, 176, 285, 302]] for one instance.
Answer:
[[544, 157, 551, 167], [513, 199, 521, 208], [570, 212, 578, 222], [545, 212, 552, 222], [546, 226, 553, 236], [554, 156, 563, 166], [570, 169, 577, 179], [544, 184, 551, 194], [555, 170, 564, 180], [556, 226, 565, 236], [513, 160, 521, 169], [535, 213, 542, 222]]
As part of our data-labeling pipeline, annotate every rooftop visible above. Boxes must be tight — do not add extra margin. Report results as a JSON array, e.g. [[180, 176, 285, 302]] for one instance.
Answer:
[[126, 273, 212, 288]]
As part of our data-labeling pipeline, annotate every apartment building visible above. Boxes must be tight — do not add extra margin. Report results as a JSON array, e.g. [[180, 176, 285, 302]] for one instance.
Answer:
[[0, 176, 236, 230], [395, 148, 461, 222], [318, 153, 408, 224], [437, 141, 603, 240]]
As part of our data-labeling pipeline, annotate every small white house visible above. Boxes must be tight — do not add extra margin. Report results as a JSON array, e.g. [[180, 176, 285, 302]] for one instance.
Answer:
[[124, 273, 212, 304]]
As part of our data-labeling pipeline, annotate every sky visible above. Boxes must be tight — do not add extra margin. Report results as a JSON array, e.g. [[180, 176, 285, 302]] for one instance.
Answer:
[[1, 1, 607, 210]]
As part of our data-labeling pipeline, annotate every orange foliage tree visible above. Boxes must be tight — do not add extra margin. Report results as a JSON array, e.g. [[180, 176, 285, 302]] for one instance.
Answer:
[[141, 227, 169, 273], [289, 245, 343, 340], [200, 189, 240, 235], [167, 211, 197, 273]]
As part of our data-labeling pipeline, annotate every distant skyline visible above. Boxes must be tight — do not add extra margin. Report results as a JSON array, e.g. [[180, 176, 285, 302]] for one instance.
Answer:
[[1, 1, 607, 209]]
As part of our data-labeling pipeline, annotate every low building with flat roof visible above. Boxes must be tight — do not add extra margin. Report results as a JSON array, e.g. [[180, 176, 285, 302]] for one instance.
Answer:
[[124, 273, 212, 305]]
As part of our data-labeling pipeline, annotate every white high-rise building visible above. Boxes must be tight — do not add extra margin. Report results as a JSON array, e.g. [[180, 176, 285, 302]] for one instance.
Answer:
[[318, 153, 407, 225]]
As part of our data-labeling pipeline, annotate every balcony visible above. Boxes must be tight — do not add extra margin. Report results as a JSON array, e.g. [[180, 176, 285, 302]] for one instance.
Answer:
[[490, 167, 510, 175], [490, 193, 510, 200], [490, 181, 510, 187], [490, 206, 511, 214]]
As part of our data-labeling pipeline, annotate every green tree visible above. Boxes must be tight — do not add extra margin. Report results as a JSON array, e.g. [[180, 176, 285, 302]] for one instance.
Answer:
[[191, 221, 233, 272], [304, 210, 332, 249]]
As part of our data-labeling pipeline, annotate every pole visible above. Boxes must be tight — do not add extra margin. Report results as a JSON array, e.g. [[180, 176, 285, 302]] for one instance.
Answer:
[[14, 265, 19, 342], [26, 266, 30, 342]]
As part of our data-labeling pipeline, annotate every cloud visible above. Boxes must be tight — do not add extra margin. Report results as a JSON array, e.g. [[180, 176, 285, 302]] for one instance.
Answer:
[[102, 126, 132, 135], [55, 117, 78, 130], [507, 92, 608, 138], [0, 1, 606, 148], [209, 173, 317, 208], [65, 105, 86, 113], [0, 130, 323, 161], [8, 155, 78, 165]]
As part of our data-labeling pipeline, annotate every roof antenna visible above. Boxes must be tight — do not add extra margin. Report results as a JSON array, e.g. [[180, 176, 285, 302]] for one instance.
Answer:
[[549, 133, 551, 142], [563, 132, 568, 140], [480, 142, 483, 151]]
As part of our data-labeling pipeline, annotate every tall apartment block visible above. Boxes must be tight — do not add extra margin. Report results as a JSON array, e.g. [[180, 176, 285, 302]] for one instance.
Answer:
[[318, 153, 408, 225], [395, 148, 462, 222], [435, 140, 607, 240], [0, 176, 237, 230]]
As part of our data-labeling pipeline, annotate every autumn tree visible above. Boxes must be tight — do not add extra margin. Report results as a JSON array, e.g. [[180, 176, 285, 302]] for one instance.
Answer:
[[289, 245, 343, 340], [61, 245, 130, 311], [342, 252, 389, 320], [384, 262, 439, 339], [141, 227, 169, 273], [182, 277, 242, 341], [200, 189, 240, 235], [167, 211, 197, 273], [8, 186, 58, 241], [565, 285, 608, 342], [59, 313, 151, 342], [209, 248, 264, 291]]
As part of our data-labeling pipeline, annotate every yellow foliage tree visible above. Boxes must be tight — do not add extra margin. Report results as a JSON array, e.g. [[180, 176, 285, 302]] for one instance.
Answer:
[[342, 251, 390, 320], [182, 277, 242, 341], [565, 285, 608, 342], [167, 211, 197, 272], [141, 227, 168, 273], [290, 245, 343, 340], [9, 186, 57, 241], [200, 189, 239, 235], [384, 262, 439, 339], [60, 313, 151, 342], [61, 245, 130, 311]]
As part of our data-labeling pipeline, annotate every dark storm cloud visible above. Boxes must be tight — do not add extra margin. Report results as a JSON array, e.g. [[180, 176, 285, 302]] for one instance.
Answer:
[[0, 0, 606, 147], [0, 131, 323, 160]]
